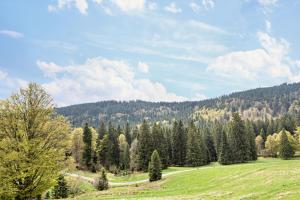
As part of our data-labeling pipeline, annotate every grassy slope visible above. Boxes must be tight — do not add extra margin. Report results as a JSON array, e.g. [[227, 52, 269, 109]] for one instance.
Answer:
[[69, 158, 300, 200]]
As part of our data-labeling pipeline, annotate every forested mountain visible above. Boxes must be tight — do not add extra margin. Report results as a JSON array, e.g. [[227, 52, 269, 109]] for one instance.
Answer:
[[57, 82, 300, 127]]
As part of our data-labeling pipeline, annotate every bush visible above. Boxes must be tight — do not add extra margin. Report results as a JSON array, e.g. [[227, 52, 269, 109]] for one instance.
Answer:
[[94, 169, 109, 191], [53, 175, 69, 199]]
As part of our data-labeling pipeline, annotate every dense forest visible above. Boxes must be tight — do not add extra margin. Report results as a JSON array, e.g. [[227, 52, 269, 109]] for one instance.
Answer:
[[57, 82, 300, 127]]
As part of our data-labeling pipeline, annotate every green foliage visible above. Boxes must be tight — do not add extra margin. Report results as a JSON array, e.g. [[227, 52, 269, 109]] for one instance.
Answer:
[[95, 169, 109, 191], [118, 134, 130, 170], [125, 122, 132, 145], [0, 83, 71, 199], [186, 122, 209, 166], [229, 113, 249, 163], [152, 123, 169, 169], [204, 128, 217, 162], [279, 129, 295, 159], [53, 175, 69, 199], [172, 120, 187, 166], [148, 150, 162, 182], [245, 120, 257, 160], [218, 131, 232, 165], [138, 120, 153, 171], [82, 123, 93, 169]]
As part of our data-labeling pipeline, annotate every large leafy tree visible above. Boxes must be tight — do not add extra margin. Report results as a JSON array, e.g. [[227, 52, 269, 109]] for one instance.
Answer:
[[0, 83, 71, 199], [118, 134, 130, 170]]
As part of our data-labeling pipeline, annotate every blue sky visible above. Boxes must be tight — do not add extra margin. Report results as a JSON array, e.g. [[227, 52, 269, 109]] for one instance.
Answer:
[[1, 0, 300, 106]]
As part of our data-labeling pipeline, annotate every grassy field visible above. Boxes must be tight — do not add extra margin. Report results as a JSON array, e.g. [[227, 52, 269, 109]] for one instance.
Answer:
[[68, 157, 300, 200]]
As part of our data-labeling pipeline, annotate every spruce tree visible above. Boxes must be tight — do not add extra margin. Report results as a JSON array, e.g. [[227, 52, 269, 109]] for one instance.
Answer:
[[82, 123, 93, 169], [165, 128, 173, 166], [213, 122, 223, 158], [204, 128, 217, 162], [245, 121, 257, 161], [172, 120, 187, 166], [152, 123, 168, 169], [218, 131, 231, 165], [125, 122, 132, 145], [53, 175, 69, 199], [186, 122, 209, 166], [279, 129, 295, 159], [95, 169, 109, 191], [229, 113, 249, 163], [138, 120, 153, 171], [260, 128, 267, 144], [148, 150, 162, 182], [96, 121, 106, 150], [107, 122, 120, 167]]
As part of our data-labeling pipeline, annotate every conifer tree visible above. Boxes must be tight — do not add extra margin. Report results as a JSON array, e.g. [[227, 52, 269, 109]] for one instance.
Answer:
[[95, 169, 109, 191], [204, 128, 217, 162], [96, 121, 106, 150], [53, 175, 69, 199], [165, 128, 173, 166], [229, 113, 249, 163], [260, 128, 267, 144], [98, 134, 109, 168], [279, 129, 295, 159], [152, 123, 168, 169], [82, 123, 93, 169], [172, 120, 187, 166], [125, 122, 132, 145], [245, 121, 257, 161], [107, 122, 120, 167], [186, 122, 209, 166], [218, 131, 231, 165], [148, 150, 162, 182], [213, 122, 223, 158], [138, 120, 153, 171]]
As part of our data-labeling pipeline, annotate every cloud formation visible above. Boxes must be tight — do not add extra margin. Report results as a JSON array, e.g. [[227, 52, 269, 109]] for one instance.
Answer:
[[208, 31, 300, 82], [165, 2, 182, 14], [37, 57, 186, 106], [0, 30, 23, 39], [48, 0, 88, 15]]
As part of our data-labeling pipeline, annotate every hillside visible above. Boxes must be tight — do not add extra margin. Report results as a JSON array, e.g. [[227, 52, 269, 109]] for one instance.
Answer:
[[69, 158, 300, 200], [57, 82, 300, 127]]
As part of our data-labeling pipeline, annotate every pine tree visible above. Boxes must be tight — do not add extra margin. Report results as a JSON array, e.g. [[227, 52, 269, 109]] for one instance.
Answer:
[[148, 150, 162, 182], [229, 113, 249, 163], [260, 128, 267, 144], [165, 128, 173, 166], [279, 129, 295, 159], [213, 122, 223, 158], [98, 134, 109, 168], [172, 120, 187, 166], [245, 121, 257, 161], [204, 128, 217, 162], [138, 120, 153, 171], [82, 123, 93, 169], [95, 169, 109, 191], [107, 122, 120, 167], [96, 121, 106, 150], [125, 122, 132, 145], [218, 131, 231, 165], [186, 122, 209, 166], [53, 175, 69, 199], [152, 123, 168, 169]]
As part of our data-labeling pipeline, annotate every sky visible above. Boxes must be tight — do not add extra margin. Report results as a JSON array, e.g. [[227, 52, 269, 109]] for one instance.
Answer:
[[1, 0, 300, 106]]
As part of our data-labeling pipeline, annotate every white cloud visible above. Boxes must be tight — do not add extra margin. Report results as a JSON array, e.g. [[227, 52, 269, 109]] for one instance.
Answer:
[[265, 20, 272, 32], [190, 2, 201, 13], [0, 70, 27, 93], [0, 30, 23, 39], [112, 0, 145, 12], [37, 57, 186, 106], [137, 62, 149, 73], [188, 20, 227, 34], [258, 0, 278, 6], [148, 2, 157, 11], [202, 0, 215, 10], [208, 31, 300, 82], [165, 2, 182, 14], [48, 0, 88, 15]]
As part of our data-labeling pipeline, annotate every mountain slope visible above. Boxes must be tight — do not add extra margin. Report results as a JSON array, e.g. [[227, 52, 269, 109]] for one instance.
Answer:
[[57, 82, 300, 127]]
